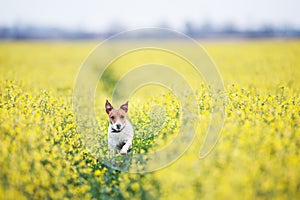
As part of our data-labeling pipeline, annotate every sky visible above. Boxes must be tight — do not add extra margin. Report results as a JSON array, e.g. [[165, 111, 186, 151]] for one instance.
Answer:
[[0, 0, 300, 31]]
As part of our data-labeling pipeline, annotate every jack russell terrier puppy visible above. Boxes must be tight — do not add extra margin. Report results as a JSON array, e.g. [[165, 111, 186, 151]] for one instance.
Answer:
[[105, 100, 134, 155]]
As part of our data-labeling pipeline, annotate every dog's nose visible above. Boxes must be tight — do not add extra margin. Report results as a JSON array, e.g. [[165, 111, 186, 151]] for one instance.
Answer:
[[116, 124, 121, 129]]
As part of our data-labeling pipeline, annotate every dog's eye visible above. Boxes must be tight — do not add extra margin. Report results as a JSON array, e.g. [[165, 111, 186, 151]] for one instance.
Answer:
[[120, 115, 125, 119], [110, 116, 115, 120]]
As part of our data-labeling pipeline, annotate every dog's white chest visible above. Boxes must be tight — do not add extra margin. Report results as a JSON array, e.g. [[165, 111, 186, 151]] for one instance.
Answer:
[[108, 120, 134, 147]]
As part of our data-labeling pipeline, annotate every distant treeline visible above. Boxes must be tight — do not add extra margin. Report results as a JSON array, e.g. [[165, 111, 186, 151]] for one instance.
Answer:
[[0, 24, 300, 39]]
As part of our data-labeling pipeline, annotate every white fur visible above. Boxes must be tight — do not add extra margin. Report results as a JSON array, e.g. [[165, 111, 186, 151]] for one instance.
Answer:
[[108, 120, 134, 155]]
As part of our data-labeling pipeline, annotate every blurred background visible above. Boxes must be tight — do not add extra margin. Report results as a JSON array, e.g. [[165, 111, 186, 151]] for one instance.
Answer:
[[0, 0, 300, 39]]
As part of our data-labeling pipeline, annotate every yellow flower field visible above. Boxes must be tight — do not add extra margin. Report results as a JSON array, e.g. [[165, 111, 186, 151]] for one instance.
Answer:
[[0, 40, 299, 199]]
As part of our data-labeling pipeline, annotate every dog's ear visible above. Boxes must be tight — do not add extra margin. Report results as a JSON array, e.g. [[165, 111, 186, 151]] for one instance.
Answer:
[[120, 101, 128, 113], [105, 100, 113, 114]]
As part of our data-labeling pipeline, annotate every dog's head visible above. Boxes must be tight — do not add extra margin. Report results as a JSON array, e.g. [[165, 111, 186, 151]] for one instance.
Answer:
[[105, 100, 128, 132]]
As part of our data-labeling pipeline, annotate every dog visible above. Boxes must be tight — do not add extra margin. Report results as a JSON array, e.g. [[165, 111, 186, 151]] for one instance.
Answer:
[[105, 100, 134, 155]]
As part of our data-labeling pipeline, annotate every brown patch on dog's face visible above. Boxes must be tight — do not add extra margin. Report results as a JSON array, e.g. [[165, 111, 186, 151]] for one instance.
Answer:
[[108, 109, 126, 124], [105, 100, 128, 131]]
